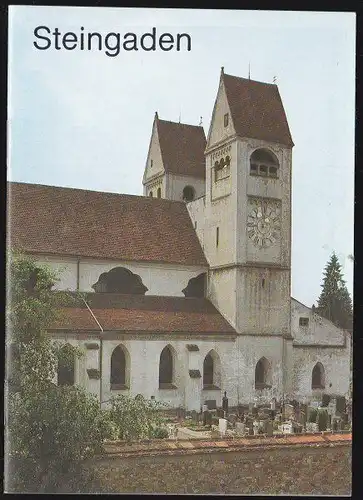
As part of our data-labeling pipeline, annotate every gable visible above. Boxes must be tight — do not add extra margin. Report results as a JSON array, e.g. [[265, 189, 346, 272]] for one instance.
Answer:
[[291, 298, 346, 346], [206, 76, 235, 149], [143, 114, 165, 185]]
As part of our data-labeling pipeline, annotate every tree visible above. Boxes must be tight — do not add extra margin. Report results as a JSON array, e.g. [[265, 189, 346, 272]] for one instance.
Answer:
[[5, 252, 112, 492], [108, 394, 169, 442], [316, 252, 353, 331]]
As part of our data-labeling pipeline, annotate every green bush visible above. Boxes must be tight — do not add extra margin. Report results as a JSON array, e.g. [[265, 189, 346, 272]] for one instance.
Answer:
[[317, 409, 329, 431], [152, 427, 169, 439], [7, 385, 112, 493], [108, 394, 168, 442], [308, 408, 318, 423]]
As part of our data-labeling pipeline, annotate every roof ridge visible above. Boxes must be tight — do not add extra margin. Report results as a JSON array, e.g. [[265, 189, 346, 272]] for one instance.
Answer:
[[158, 118, 204, 129], [7, 181, 187, 205], [223, 72, 276, 87]]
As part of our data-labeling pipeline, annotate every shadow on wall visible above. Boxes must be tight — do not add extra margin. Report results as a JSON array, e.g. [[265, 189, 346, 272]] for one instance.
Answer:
[[92, 267, 148, 294]]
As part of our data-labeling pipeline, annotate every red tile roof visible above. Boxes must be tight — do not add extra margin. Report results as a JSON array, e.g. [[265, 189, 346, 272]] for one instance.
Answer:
[[7, 182, 208, 266], [222, 72, 294, 147], [51, 293, 236, 334], [157, 117, 206, 179]]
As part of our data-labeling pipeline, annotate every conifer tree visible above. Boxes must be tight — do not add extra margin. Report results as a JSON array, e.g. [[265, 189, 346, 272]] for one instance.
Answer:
[[316, 252, 353, 331]]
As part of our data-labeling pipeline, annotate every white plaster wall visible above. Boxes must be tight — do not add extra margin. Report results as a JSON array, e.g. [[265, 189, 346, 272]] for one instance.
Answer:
[[292, 345, 351, 400], [53, 335, 285, 407], [186, 196, 206, 252], [51, 332, 350, 408], [235, 334, 285, 403], [79, 260, 207, 296], [36, 256, 78, 290], [33, 255, 207, 296], [203, 141, 238, 268], [236, 267, 290, 336], [166, 174, 205, 202], [291, 298, 346, 345], [208, 267, 237, 330]]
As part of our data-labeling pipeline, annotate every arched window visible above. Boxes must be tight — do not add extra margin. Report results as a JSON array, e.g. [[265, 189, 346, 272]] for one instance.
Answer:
[[159, 345, 174, 387], [182, 185, 195, 202], [255, 357, 271, 389], [250, 148, 279, 178], [203, 350, 221, 389], [215, 156, 231, 181], [57, 344, 75, 386], [157, 187, 161, 198], [110, 345, 129, 388], [312, 362, 325, 389], [149, 191, 153, 197]]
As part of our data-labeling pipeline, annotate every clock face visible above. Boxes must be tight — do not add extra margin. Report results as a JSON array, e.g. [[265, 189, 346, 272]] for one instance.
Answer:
[[247, 199, 281, 248]]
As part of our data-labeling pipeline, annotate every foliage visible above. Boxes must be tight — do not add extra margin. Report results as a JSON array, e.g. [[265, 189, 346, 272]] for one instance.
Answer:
[[317, 409, 329, 431], [151, 427, 169, 439], [107, 394, 168, 442], [316, 252, 353, 331], [308, 408, 318, 423], [8, 386, 113, 492], [6, 252, 109, 492]]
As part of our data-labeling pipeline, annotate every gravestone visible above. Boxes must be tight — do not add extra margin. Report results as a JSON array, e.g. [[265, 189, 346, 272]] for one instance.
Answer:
[[341, 412, 348, 425], [222, 391, 229, 415], [253, 420, 259, 436], [216, 408, 224, 418], [190, 410, 198, 423], [265, 420, 274, 437], [177, 407, 186, 420], [248, 425, 254, 435], [252, 406, 258, 417], [206, 400, 217, 410], [219, 418, 228, 437], [204, 411, 212, 426], [279, 422, 293, 434], [336, 396, 346, 414]]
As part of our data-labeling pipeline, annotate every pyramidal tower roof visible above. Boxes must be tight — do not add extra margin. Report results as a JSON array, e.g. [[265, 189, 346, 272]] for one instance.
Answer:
[[222, 69, 294, 147]]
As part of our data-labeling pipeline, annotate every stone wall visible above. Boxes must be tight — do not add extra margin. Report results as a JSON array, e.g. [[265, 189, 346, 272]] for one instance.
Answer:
[[89, 443, 351, 495]]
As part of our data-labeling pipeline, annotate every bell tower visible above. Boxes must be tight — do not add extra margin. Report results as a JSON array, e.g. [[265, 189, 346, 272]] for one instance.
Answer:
[[204, 68, 294, 340]]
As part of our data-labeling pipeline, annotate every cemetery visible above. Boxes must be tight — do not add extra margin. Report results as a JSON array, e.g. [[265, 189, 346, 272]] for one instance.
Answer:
[[114, 392, 352, 445]]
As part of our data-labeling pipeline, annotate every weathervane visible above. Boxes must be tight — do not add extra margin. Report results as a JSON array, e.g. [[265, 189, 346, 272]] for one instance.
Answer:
[[248, 62, 251, 80], [199, 116, 203, 126], [273, 75, 277, 84]]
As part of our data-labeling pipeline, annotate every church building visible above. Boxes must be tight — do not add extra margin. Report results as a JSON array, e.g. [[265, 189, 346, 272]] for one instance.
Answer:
[[8, 68, 351, 410]]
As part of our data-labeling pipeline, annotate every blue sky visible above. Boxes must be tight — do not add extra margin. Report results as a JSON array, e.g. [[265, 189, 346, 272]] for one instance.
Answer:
[[8, 7, 355, 306]]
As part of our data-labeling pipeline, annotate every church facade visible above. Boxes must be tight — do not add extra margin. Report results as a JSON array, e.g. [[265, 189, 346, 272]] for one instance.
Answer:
[[8, 68, 351, 410]]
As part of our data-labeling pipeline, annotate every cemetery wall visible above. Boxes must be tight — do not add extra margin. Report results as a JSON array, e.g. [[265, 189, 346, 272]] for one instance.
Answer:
[[90, 442, 351, 495]]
